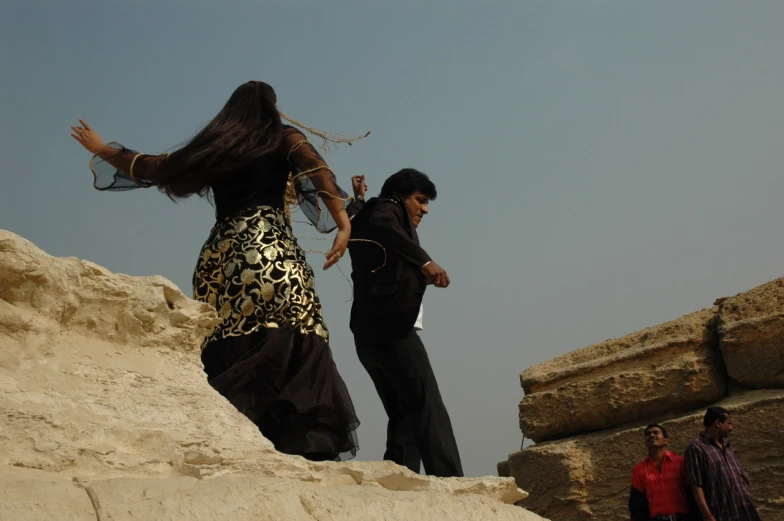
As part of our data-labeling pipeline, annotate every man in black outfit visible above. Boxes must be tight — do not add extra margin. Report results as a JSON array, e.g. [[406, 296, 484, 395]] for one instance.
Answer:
[[346, 169, 463, 477]]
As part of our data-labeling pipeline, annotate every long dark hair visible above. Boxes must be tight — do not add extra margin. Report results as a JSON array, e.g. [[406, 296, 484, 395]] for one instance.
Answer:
[[149, 81, 283, 199]]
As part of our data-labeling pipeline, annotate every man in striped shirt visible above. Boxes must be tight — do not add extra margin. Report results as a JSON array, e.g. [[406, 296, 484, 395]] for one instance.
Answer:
[[629, 423, 694, 521], [685, 407, 761, 521]]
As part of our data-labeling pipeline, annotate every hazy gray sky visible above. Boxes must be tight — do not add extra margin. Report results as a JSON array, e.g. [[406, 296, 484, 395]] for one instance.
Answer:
[[2, 2, 783, 476]]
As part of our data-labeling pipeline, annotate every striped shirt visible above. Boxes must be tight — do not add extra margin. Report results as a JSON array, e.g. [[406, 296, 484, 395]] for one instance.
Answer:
[[685, 432, 761, 521], [631, 451, 692, 517]]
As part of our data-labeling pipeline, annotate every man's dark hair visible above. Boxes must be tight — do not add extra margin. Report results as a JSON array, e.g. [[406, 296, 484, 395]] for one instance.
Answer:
[[379, 168, 437, 201], [644, 423, 668, 439], [703, 407, 730, 427]]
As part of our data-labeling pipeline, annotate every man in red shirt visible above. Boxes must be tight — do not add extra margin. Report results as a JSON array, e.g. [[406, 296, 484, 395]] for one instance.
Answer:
[[629, 424, 695, 521]]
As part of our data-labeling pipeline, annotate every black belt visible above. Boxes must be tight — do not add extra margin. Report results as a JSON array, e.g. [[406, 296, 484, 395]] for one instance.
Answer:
[[650, 515, 688, 521]]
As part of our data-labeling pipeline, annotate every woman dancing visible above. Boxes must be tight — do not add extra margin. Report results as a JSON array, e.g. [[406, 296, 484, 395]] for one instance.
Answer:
[[71, 81, 362, 461]]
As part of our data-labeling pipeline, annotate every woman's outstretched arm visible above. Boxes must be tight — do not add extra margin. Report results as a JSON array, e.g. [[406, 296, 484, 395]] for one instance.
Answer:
[[71, 118, 165, 184]]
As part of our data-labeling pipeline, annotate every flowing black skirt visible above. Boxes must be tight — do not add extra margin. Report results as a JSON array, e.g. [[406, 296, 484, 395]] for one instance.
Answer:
[[201, 325, 358, 460], [194, 205, 359, 460]]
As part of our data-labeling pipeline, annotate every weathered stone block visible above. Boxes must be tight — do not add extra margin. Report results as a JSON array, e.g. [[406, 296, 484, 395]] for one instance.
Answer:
[[718, 277, 784, 388], [506, 390, 784, 521], [519, 309, 725, 442]]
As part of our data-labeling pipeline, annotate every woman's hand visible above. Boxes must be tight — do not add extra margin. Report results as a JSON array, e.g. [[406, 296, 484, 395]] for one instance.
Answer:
[[323, 227, 350, 270], [70, 119, 106, 155]]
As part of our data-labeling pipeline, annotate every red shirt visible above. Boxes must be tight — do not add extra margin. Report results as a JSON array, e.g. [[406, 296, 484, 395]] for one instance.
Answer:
[[631, 451, 691, 516]]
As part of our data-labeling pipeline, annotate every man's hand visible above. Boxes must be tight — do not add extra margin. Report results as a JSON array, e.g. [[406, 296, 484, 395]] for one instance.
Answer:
[[352, 175, 368, 199], [421, 261, 450, 288]]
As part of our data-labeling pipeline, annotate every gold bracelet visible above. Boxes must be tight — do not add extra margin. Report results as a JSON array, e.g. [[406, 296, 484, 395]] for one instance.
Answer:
[[129, 153, 143, 184]]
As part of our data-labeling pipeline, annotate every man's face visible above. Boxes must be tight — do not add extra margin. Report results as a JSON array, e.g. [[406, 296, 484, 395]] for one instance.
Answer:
[[645, 427, 668, 450], [403, 191, 429, 229], [716, 415, 733, 438]]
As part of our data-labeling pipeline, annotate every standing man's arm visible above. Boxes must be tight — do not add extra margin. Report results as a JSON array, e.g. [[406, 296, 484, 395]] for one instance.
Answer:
[[685, 446, 715, 521], [369, 200, 429, 264], [680, 459, 701, 521], [690, 487, 715, 521], [368, 201, 449, 287], [628, 467, 650, 521]]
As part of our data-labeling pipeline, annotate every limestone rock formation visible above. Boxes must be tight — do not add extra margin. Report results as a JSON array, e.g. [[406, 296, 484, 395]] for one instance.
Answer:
[[506, 390, 784, 520], [718, 278, 784, 388], [519, 308, 725, 442], [0, 230, 545, 521], [503, 277, 784, 521]]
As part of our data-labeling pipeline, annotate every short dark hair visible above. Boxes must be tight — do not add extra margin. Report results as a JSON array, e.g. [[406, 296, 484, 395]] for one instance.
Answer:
[[379, 168, 437, 201], [644, 424, 668, 439], [703, 407, 730, 427]]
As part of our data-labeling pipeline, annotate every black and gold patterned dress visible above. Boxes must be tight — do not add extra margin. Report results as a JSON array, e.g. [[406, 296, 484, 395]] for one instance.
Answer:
[[91, 126, 359, 460]]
